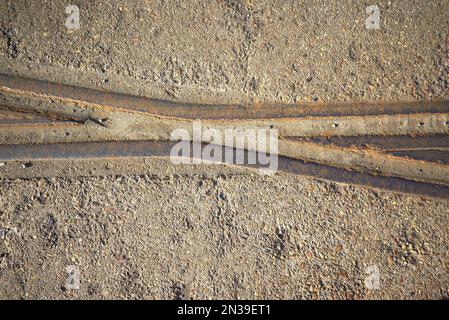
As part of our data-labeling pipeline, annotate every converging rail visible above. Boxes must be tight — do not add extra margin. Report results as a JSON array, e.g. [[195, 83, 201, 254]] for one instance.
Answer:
[[0, 74, 448, 199]]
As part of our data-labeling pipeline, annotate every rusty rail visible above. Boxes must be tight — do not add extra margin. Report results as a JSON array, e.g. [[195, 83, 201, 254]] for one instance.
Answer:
[[0, 74, 448, 199], [1, 74, 448, 119]]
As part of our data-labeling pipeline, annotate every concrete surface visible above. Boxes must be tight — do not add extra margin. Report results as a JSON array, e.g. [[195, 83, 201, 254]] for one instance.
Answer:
[[0, 0, 448, 299]]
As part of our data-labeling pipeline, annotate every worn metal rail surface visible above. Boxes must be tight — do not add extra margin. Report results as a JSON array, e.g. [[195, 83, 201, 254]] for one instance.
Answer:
[[0, 74, 448, 199]]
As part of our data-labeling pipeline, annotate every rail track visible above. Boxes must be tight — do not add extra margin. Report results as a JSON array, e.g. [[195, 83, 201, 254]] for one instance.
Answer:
[[0, 74, 448, 199]]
